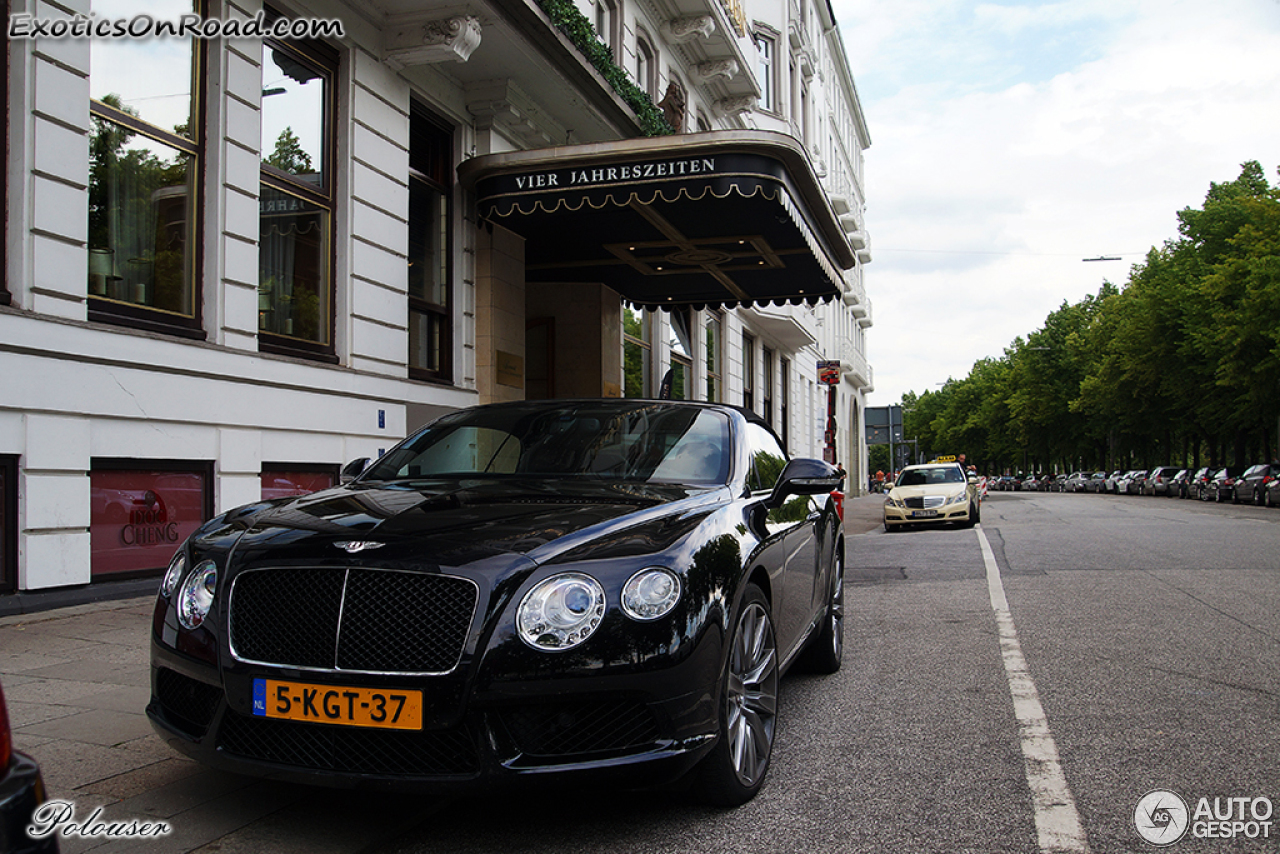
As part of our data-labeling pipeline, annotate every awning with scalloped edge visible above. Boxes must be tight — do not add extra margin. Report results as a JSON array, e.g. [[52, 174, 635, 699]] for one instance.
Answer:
[[457, 130, 856, 311]]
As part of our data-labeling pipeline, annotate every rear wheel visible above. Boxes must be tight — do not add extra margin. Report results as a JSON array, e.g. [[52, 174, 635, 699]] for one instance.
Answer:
[[692, 584, 778, 806]]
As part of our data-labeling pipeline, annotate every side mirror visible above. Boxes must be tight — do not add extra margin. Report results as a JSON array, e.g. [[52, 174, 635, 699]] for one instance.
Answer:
[[340, 457, 371, 484], [766, 458, 843, 509]]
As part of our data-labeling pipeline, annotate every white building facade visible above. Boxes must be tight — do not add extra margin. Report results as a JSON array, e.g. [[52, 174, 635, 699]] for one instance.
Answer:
[[1, 0, 871, 596]]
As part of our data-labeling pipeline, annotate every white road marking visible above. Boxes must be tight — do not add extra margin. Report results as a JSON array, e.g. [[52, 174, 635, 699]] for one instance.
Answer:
[[977, 524, 1091, 853]]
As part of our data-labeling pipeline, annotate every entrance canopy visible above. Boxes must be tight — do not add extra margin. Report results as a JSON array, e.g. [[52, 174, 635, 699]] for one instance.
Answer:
[[457, 130, 856, 311]]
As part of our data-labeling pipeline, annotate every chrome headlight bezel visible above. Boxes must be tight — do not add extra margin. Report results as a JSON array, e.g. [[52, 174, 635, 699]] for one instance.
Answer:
[[160, 551, 187, 598], [517, 572, 607, 651], [621, 567, 681, 622], [177, 560, 218, 630]]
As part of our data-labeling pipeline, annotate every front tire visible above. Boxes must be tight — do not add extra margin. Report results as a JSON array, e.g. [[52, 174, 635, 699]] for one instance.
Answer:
[[800, 547, 844, 675], [693, 584, 779, 806]]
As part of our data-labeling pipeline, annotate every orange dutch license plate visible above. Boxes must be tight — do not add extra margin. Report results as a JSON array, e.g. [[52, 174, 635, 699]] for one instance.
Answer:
[[252, 678, 423, 731]]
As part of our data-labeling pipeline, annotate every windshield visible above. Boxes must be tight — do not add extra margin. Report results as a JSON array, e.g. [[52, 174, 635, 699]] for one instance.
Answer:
[[897, 466, 964, 487], [364, 403, 732, 486]]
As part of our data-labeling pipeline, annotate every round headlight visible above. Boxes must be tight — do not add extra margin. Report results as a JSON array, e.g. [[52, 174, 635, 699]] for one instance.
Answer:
[[621, 568, 681, 621], [177, 560, 217, 630], [160, 551, 186, 598], [517, 572, 606, 651]]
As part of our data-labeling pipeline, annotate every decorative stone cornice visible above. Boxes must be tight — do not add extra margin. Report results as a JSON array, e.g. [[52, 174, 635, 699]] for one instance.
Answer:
[[661, 15, 715, 44], [714, 95, 757, 117], [383, 15, 482, 69], [694, 59, 739, 84]]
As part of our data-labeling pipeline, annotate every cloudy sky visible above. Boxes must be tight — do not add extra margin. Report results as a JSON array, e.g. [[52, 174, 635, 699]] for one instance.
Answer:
[[828, 0, 1280, 405]]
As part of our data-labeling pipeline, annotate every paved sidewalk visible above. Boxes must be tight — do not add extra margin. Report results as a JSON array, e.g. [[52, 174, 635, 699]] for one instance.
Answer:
[[0, 498, 883, 853]]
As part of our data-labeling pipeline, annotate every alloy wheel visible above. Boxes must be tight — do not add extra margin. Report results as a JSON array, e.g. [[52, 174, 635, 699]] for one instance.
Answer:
[[725, 601, 778, 787]]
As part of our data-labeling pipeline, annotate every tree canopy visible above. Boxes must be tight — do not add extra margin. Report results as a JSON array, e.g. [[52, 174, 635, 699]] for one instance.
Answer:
[[899, 162, 1280, 475]]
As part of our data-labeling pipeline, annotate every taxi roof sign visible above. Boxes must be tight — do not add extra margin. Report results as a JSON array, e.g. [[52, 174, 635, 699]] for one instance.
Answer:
[[933, 455, 957, 463]]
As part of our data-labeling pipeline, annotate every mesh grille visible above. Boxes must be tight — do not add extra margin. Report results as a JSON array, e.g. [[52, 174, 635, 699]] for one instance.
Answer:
[[230, 567, 477, 673], [231, 568, 346, 668], [336, 570, 476, 672], [155, 668, 223, 736], [501, 700, 660, 757], [217, 710, 480, 776]]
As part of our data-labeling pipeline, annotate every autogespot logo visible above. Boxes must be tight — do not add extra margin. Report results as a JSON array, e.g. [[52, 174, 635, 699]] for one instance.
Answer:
[[1135, 790, 1190, 846]]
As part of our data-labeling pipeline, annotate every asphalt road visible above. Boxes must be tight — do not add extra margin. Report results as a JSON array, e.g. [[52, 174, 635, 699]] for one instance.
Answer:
[[382, 491, 1280, 854]]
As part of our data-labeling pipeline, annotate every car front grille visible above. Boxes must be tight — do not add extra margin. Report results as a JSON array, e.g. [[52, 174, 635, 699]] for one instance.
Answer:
[[905, 496, 946, 510], [217, 710, 480, 776], [499, 700, 660, 757], [229, 567, 477, 674]]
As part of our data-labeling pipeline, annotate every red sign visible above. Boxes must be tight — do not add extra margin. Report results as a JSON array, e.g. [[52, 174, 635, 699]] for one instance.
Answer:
[[91, 468, 207, 577], [818, 360, 841, 385]]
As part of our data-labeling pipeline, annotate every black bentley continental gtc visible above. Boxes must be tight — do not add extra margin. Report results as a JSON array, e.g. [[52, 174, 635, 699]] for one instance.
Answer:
[[148, 400, 845, 805]]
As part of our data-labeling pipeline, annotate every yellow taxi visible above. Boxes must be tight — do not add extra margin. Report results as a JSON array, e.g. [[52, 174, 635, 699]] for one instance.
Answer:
[[883, 457, 981, 532]]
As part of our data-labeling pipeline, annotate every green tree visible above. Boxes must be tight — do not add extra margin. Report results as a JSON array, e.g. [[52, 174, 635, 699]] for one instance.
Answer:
[[266, 127, 314, 175]]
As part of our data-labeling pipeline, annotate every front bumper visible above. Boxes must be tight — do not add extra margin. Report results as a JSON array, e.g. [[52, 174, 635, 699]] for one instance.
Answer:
[[883, 502, 971, 527], [147, 631, 721, 794]]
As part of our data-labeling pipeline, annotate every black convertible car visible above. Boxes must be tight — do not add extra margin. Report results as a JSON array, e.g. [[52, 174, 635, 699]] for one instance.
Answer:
[[148, 399, 845, 805]]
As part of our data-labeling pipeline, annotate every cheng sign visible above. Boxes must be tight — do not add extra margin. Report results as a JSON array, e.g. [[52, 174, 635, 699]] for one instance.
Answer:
[[91, 465, 209, 577]]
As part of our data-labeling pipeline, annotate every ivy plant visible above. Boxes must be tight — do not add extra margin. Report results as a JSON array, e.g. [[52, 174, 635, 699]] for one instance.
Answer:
[[536, 0, 676, 137]]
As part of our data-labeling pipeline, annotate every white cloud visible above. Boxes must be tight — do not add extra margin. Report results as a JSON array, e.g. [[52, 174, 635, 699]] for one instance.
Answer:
[[833, 0, 1280, 403]]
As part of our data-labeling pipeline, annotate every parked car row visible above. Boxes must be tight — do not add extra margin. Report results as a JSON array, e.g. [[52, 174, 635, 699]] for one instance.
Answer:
[[1012, 464, 1280, 506]]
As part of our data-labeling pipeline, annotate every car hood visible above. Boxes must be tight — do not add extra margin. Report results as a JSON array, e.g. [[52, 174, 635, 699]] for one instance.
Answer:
[[221, 478, 724, 568]]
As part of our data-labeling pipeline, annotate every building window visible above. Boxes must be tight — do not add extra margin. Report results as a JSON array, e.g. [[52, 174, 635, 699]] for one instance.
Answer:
[[636, 32, 657, 98], [623, 305, 652, 398], [754, 31, 776, 113], [261, 463, 338, 500], [763, 346, 775, 427], [89, 460, 212, 578], [0, 456, 15, 593], [743, 332, 756, 411], [408, 102, 453, 382], [780, 356, 790, 451], [668, 308, 693, 399], [259, 20, 338, 360], [704, 310, 722, 402], [1, 0, 9, 308], [595, 0, 619, 62], [88, 0, 203, 335]]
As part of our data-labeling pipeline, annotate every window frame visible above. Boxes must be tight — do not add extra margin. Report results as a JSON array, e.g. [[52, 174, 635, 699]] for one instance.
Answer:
[[623, 305, 652, 398], [753, 28, 779, 114], [636, 31, 657, 99], [595, 0, 620, 64], [86, 0, 207, 338], [258, 19, 340, 362], [407, 101, 454, 384], [0, 456, 16, 594], [704, 309, 722, 403]]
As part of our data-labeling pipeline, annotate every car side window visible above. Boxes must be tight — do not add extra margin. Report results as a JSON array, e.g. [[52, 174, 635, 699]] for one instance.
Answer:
[[744, 423, 788, 493]]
